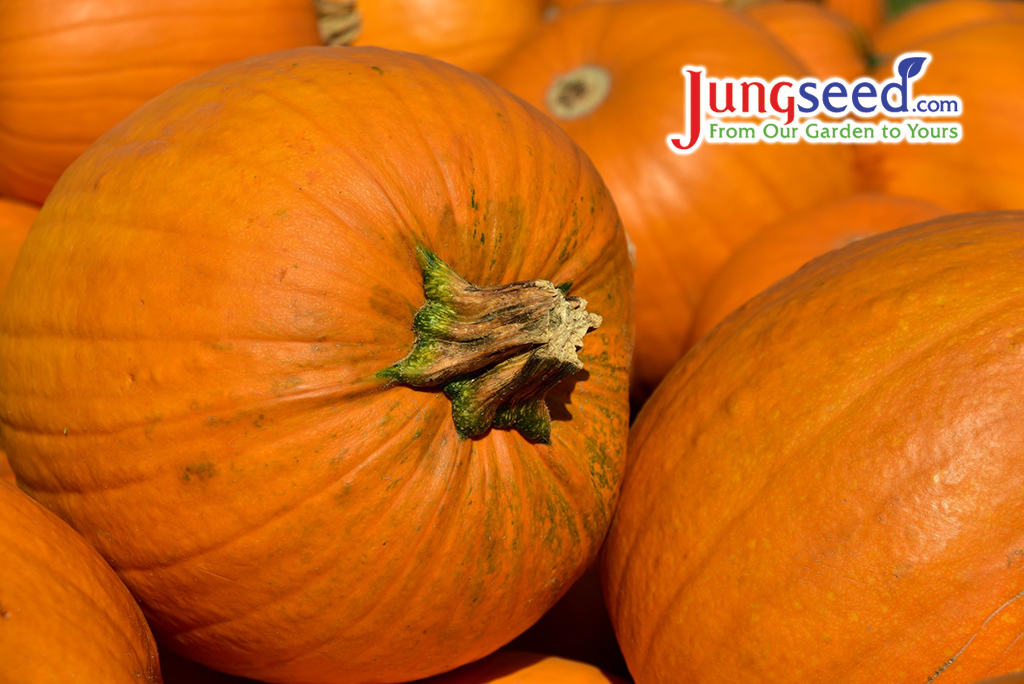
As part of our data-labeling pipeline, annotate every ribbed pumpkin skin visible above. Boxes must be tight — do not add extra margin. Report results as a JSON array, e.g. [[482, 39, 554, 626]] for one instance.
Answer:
[[416, 651, 627, 684], [689, 193, 946, 343], [0, 482, 161, 683], [747, 1, 867, 83], [354, 0, 546, 74], [490, 0, 855, 398], [605, 212, 1024, 684], [858, 23, 1024, 212], [0, 0, 321, 205], [874, 0, 1024, 55], [0, 47, 633, 684], [0, 197, 36, 484]]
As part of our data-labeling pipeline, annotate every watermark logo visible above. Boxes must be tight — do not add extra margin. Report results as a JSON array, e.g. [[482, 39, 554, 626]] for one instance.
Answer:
[[667, 53, 962, 153]]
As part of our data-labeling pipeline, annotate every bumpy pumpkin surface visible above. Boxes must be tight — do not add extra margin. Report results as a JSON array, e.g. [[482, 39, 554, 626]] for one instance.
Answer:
[[315, 0, 547, 74], [0, 481, 161, 683], [0, 197, 36, 483], [746, 1, 867, 83], [873, 0, 1024, 55], [490, 0, 855, 398], [858, 22, 1024, 212], [606, 212, 1024, 683], [689, 193, 946, 343], [0, 0, 320, 205], [0, 47, 633, 684], [415, 651, 627, 684]]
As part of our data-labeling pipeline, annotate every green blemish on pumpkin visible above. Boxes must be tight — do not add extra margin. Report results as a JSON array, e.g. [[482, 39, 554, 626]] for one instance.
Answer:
[[182, 461, 218, 482], [371, 66, 383, 75], [269, 376, 303, 396]]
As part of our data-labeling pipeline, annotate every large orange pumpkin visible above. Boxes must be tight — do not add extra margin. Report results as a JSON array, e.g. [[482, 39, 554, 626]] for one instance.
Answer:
[[316, 0, 547, 74], [605, 211, 1024, 683], [415, 651, 628, 683], [0, 481, 161, 683], [858, 22, 1024, 211], [0, 197, 36, 483], [0, 0, 321, 205], [746, 1, 868, 83], [0, 47, 633, 684], [873, 0, 1024, 55], [490, 0, 855, 398], [689, 193, 946, 342]]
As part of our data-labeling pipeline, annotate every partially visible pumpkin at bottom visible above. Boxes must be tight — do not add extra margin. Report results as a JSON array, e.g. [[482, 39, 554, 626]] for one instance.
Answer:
[[415, 651, 627, 684], [0, 47, 633, 684], [0, 481, 161, 683]]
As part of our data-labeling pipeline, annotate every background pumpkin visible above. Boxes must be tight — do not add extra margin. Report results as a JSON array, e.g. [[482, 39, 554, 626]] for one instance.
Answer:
[[689, 193, 946, 343], [858, 22, 1024, 211], [0, 197, 37, 484], [825, 0, 884, 32], [746, 1, 868, 83], [415, 651, 628, 683], [873, 0, 1024, 55], [0, 47, 633, 684], [509, 563, 628, 679], [606, 211, 1024, 683], [316, 0, 548, 74], [0, 481, 161, 683], [490, 0, 856, 399], [0, 0, 321, 205]]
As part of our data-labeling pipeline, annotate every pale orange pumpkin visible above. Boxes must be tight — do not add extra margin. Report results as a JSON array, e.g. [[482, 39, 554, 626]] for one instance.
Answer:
[[747, 1, 868, 83], [415, 651, 628, 684], [0, 47, 633, 684], [0, 0, 321, 205], [0, 481, 162, 683], [491, 0, 856, 398], [689, 193, 946, 343], [858, 22, 1024, 211], [874, 0, 1024, 55], [316, 0, 548, 74]]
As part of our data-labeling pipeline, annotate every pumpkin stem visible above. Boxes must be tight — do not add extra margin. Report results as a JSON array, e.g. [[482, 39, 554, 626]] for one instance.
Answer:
[[546, 65, 612, 121], [379, 247, 602, 443], [314, 0, 361, 45]]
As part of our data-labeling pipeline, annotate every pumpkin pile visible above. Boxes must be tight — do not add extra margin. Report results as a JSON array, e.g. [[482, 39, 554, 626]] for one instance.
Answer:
[[1, 1, 1023, 684]]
